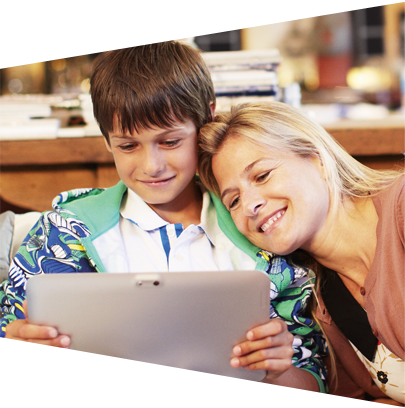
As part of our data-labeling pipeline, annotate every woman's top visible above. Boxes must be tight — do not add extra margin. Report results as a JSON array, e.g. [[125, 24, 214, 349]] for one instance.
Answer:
[[351, 340, 404, 403], [316, 174, 404, 400], [321, 267, 404, 403]]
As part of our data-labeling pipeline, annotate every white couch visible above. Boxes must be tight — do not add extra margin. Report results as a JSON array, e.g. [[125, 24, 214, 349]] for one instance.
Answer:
[[0, 211, 41, 283]]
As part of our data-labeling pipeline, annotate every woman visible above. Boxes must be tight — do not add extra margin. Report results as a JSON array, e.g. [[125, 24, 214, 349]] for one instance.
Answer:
[[198, 101, 404, 405]]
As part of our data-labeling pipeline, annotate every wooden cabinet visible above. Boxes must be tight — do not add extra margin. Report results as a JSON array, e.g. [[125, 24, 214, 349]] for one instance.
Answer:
[[1, 125, 404, 213], [0, 137, 119, 212]]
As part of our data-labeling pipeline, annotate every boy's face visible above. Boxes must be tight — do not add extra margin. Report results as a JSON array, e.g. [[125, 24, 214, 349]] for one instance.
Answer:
[[106, 116, 199, 213]]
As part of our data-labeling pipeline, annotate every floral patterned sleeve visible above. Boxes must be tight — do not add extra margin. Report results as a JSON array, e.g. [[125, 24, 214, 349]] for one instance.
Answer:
[[259, 251, 328, 393], [0, 211, 96, 337]]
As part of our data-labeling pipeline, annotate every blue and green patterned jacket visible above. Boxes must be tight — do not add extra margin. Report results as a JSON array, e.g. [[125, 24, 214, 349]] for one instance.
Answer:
[[0, 181, 328, 391]]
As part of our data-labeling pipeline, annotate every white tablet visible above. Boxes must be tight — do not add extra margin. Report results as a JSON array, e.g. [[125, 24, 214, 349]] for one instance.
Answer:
[[26, 270, 270, 381]]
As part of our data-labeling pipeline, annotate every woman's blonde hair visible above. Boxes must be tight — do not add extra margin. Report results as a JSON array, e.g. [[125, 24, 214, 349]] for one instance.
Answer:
[[198, 101, 402, 215], [198, 101, 403, 390]]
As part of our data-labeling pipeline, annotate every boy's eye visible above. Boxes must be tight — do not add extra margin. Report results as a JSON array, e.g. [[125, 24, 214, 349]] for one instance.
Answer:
[[119, 143, 138, 151], [161, 139, 180, 148]]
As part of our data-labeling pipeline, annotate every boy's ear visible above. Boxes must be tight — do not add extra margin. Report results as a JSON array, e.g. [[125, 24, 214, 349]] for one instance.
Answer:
[[104, 137, 112, 153], [209, 101, 216, 122]]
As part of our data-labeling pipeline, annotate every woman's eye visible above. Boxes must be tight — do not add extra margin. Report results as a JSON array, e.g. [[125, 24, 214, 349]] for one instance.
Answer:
[[256, 171, 270, 183], [229, 196, 240, 210]]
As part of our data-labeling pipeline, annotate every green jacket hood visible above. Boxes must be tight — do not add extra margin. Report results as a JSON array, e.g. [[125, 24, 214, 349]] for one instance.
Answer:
[[52, 180, 262, 262], [52, 181, 127, 240]]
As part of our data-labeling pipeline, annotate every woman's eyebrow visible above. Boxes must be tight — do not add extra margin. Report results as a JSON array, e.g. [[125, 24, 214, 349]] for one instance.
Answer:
[[220, 186, 238, 203], [220, 158, 272, 202], [241, 158, 267, 176]]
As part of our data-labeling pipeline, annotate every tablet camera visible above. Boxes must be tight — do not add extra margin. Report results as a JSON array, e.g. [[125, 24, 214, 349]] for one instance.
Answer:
[[135, 279, 160, 287]]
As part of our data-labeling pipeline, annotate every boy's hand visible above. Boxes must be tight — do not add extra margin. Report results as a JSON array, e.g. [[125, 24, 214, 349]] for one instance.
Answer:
[[5, 300, 70, 348], [230, 318, 294, 381]]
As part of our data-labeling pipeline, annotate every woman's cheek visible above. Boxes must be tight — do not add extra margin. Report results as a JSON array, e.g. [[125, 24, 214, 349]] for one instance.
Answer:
[[233, 213, 249, 236]]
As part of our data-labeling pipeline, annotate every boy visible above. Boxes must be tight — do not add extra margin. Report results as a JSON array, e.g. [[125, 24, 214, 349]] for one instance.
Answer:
[[0, 42, 326, 391]]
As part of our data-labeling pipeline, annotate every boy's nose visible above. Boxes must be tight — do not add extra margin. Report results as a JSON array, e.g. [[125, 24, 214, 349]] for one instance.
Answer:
[[142, 149, 165, 176]]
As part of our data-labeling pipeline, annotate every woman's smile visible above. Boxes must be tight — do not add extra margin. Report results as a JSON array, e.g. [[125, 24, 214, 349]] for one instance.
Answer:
[[212, 135, 330, 256], [259, 208, 287, 232]]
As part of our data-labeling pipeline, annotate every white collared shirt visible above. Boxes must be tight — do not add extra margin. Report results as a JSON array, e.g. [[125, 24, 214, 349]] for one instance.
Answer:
[[95, 184, 256, 273]]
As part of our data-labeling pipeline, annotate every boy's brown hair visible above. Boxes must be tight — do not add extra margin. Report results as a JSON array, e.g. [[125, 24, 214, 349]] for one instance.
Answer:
[[90, 41, 216, 142]]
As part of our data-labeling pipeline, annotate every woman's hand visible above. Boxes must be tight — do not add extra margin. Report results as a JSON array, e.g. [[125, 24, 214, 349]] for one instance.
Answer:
[[5, 300, 70, 348], [230, 318, 294, 381]]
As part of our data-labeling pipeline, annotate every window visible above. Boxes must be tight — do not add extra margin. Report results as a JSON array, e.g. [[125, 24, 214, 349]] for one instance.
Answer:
[[351, 6, 385, 62]]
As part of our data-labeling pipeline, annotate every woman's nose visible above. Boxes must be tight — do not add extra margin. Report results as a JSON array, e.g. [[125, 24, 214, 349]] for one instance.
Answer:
[[241, 195, 266, 217]]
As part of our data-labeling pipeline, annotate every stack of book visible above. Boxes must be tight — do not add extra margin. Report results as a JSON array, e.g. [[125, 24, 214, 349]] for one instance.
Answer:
[[0, 94, 103, 140], [0, 94, 60, 140], [202, 49, 282, 113], [77, 94, 102, 137]]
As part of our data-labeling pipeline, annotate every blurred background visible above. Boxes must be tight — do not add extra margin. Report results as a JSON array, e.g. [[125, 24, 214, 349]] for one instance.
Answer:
[[0, 3, 404, 214], [1, 3, 404, 111]]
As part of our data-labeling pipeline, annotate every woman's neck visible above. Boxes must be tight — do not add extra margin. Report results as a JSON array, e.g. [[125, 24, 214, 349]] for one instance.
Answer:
[[305, 196, 378, 288]]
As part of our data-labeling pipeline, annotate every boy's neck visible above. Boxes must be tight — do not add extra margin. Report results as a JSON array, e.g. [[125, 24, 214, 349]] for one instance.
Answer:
[[148, 180, 203, 228]]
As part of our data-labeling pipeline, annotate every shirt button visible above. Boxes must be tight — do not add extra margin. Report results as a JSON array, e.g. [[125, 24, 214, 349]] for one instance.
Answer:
[[175, 254, 183, 261], [372, 328, 378, 337], [168, 230, 175, 238], [360, 287, 366, 296]]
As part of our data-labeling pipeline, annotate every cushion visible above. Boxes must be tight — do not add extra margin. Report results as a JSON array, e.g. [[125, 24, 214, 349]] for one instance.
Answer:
[[0, 211, 41, 284], [11, 212, 41, 259], [0, 211, 15, 283]]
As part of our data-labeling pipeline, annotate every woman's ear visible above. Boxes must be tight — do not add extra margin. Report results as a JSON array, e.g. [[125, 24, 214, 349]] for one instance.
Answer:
[[311, 151, 327, 180], [209, 101, 216, 122]]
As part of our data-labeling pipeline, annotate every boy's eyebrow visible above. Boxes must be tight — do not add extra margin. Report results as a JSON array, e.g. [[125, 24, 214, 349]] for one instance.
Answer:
[[109, 135, 136, 140], [109, 126, 188, 140]]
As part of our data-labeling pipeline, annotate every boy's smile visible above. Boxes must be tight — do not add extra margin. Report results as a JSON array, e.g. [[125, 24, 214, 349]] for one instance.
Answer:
[[138, 176, 176, 187], [106, 117, 201, 223]]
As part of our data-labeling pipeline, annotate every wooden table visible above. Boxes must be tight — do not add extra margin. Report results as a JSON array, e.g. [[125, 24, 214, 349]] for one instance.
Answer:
[[1, 136, 118, 212], [323, 120, 404, 170], [1, 124, 404, 212]]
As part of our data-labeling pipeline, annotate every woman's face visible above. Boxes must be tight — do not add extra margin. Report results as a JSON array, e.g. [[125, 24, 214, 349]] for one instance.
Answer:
[[212, 136, 330, 255]]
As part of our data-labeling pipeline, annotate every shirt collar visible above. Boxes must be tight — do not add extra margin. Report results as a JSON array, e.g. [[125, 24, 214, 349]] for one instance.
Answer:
[[120, 188, 169, 231], [120, 182, 223, 246]]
